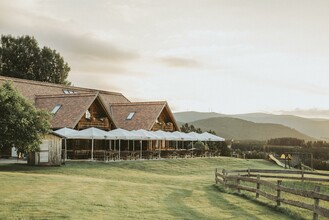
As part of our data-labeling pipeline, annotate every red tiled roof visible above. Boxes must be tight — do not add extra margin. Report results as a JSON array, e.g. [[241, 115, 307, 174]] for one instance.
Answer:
[[0, 75, 130, 104], [35, 93, 98, 129], [0, 76, 179, 131], [110, 101, 179, 131]]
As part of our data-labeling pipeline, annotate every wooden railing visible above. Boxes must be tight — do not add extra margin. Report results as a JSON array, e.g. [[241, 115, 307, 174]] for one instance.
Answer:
[[215, 168, 329, 220], [152, 122, 174, 131], [77, 119, 110, 130]]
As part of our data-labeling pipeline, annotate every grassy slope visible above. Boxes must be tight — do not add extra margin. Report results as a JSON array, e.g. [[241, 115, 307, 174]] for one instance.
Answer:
[[0, 158, 314, 219], [186, 117, 314, 141]]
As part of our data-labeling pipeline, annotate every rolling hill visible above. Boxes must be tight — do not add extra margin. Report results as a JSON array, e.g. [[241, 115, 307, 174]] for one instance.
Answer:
[[174, 111, 329, 140], [174, 111, 224, 123], [233, 113, 329, 140], [177, 117, 314, 141]]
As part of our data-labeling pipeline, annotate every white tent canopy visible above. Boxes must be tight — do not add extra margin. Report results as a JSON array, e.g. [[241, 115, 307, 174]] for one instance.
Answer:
[[52, 127, 225, 161]]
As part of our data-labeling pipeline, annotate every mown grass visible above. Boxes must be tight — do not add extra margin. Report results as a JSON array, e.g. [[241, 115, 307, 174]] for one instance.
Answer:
[[0, 157, 314, 219]]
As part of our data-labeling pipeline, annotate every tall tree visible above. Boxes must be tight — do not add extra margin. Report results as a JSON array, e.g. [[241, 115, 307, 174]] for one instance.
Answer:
[[0, 35, 70, 85], [0, 81, 50, 153]]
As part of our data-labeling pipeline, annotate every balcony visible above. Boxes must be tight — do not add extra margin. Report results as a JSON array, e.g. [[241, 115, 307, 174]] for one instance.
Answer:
[[77, 117, 110, 130], [152, 122, 174, 132]]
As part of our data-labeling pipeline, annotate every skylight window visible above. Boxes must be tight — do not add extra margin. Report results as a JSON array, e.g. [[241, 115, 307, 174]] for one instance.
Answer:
[[63, 89, 77, 94], [126, 112, 135, 120], [51, 105, 62, 114]]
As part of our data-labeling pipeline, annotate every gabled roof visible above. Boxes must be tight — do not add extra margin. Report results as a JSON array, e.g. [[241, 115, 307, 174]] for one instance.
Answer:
[[0, 75, 130, 104], [110, 101, 179, 131], [35, 93, 99, 129], [0, 76, 179, 131]]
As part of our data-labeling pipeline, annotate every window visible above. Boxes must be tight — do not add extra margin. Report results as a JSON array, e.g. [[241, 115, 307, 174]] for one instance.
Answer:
[[51, 105, 62, 114], [63, 89, 77, 94], [126, 112, 135, 120], [85, 110, 91, 119]]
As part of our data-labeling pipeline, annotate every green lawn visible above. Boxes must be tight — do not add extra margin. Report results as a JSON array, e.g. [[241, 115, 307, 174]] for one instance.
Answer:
[[0, 157, 314, 219]]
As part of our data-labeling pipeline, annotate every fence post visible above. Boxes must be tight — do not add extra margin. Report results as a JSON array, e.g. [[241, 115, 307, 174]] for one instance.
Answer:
[[215, 168, 218, 184], [237, 173, 241, 193], [277, 180, 282, 206], [222, 169, 227, 186], [248, 167, 251, 177], [256, 174, 260, 198], [301, 167, 304, 182], [313, 185, 320, 220]]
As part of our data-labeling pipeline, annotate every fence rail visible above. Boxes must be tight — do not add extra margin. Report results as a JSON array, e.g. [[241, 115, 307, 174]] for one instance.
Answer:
[[215, 168, 329, 220]]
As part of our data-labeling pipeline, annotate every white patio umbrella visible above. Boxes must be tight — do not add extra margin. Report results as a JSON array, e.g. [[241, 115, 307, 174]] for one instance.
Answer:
[[152, 130, 172, 158], [107, 128, 140, 160], [53, 127, 78, 160], [131, 129, 159, 159], [66, 127, 109, 160], [188, 132, 206, 141], [172, 131, 197, 149], [200, 132, 225, 142], [133, 129, 159, 140], [187, 132, 206, 150], [53, 127, 78, 137]]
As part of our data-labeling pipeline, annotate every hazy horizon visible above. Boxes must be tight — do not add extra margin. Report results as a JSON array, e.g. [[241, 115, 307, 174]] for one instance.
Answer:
[[1, 0, 329, 118]]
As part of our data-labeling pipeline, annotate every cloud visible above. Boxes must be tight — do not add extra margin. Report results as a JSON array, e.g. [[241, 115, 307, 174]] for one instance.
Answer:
[[52, 33, 139, 62], [0, 1, 139, 62], [159, 56, 201, 68]]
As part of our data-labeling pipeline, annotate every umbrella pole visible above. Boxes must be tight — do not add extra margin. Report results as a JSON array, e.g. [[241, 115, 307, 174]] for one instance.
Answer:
[[91, 139, 94, 161], [65, 138, 67, 161], [119, 140, 121, 160], [157, 140, 159, 159], [133, 141, 135, 152], [140, 140, 142, 160]]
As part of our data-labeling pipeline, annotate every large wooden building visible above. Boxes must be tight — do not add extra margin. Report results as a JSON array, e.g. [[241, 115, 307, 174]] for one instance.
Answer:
[[0, 76, 180, 162]]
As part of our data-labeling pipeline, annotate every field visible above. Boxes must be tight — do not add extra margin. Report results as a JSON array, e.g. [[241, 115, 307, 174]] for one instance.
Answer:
[[0, 157, 323, 219]]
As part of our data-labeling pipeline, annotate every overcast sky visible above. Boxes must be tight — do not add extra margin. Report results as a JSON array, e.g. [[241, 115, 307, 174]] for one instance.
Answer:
[[1, 0, 329, 118]]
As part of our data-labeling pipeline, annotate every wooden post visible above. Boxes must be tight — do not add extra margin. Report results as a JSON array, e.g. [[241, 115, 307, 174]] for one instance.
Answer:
[[313, 185, 320, 220], [222, 169, 227, 186], [215, 168, 218, 184], [256, 174, 260, 198], [311, 153, 314, 171], [237, 173, 241, 193], [301, 167, 304, 182], [248, 167, 251, 177], [277, 180, 282, 206]]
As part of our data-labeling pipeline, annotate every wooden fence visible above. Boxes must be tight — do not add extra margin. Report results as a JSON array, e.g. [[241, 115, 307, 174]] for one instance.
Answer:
[[215, 168, 329, 220]]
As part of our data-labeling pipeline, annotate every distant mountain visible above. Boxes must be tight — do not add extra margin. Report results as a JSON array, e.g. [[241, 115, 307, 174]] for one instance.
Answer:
[[232, 113, 329, 140], [174, 111, 224, 123], [174, 111, 329, 140], [180, 117, 314, 141]]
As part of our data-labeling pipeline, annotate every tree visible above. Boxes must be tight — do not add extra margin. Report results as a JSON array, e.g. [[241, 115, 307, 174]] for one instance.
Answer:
[[0, 81, 51, 153], [0, 35, 70, 85], [180, 123, 202, 133]]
